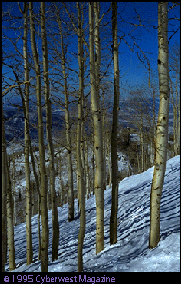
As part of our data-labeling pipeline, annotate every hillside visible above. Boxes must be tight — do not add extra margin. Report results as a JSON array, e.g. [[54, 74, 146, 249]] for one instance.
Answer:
[[5, 155, 180, 272]]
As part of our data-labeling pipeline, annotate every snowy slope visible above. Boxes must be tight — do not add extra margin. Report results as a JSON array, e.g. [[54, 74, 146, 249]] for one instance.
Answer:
[[5, 155, 180, 272]]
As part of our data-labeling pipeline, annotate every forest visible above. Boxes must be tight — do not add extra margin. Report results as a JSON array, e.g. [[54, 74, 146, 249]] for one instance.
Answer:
[[2, 2, 180, 272]]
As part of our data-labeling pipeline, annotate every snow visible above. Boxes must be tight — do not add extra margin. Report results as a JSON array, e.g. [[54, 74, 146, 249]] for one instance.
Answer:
[[5, 155, 180, 272], [117, 153, 131, 173]]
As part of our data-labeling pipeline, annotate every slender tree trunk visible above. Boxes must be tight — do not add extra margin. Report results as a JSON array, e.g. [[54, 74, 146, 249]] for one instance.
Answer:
[[177, 93, 180, 155], [137, 150, 140, 173], [110, 2, 120, 245], [91, 136, 95, 195], [14, 70, 39, 193], [150, 139, 154, 166], [150, 88, 156, 166], [2, 104, 7, 272], [85, 140, 90, 199], [19, 2, 33, 265], [55, 4, 74, 222], [102, 92, 107, 191], [149, 2, 169, 249], [89, 2, 104, 254], [6, 149, 16, 271], [12, 153, 16, 227], [29, 2, 48, 271], [37, 164, 41, 261], [13, 69, 41, 260], [140, 113, 144, 172], [107, 137, 112, 187], [58, 152, 63, 206], [94, 2, 107, 192], [77, 2, 85, 272], [170, 78, 178, 156], [41, 2, 59, 261], [175, 74, 178, 155]]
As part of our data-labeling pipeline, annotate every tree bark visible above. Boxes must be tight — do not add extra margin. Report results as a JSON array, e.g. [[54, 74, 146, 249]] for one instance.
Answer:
[[140, 111, 144, 172], [12, 153, 16, 227], [150, 88, 156, 166], [85, 140, 90, 199], [13, 67, 42, 264], [177, 92, 180, 155], [2, 104, 7, 272], [149, 2, 169, 249], [41, 2, 59, 262], [29, 2, 49, 271], [110, 2, 120, 245], [6, 147, 16, 271], [77, 2, 85, 272], [54, 4, 74, 222], [170, 77, 178, 156], [19, 2, 33, 265], [106, 137, 112, 188], [89, 2, 104, 254]]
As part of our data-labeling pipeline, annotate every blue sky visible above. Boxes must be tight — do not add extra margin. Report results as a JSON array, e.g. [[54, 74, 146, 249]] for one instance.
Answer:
[[116, 2, 180, 92], [2, 2, 180, 104]]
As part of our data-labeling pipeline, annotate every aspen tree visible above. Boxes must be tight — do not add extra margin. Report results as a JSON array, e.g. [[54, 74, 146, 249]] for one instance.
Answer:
[[107, 137, 112, 188], [41, 2, 59, 261], [102, 91, 107, 192], [150, 87, 156, 166], [94, 2, 101, 100], [149, 2, 169, 249], [12, 153, 16, 227], [12, 69, 40, 202], [54, 4, 74, 222], [2, 104, 7, 272], [94, 2, 107, 193], [2, 100, 15, 271], [77, 2, 85, 271], [57, 151, 63, 206], [140, 109, 145, 172], [29, 2, 48, 271], [89, 2, 104, 254], [6, 145, 16, 271], [177, 93, 180, 155], [85, 140, 90, 199], [170, 79, 178, 156], [110, 2, 120, 245], [18, 2, 33, 265], [12, 69, 42, 261], [91, 141, 95, 196]]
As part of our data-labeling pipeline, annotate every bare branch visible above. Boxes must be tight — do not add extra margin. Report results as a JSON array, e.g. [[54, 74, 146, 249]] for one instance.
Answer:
[[61, 2, 78, 33], [99, 5, 111, 23], [168, 2, 180, 13], [61, 2, 89, 50], [2, 81, 31, 97], [169, 26, 180, 41]]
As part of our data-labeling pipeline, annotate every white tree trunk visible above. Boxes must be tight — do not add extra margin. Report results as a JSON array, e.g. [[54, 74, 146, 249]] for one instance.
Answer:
[[89, 2, 104, 254], [149, 2, 169, 249], [55, 4, 74, 222], [85, 140, 90, 199], [29, 2, 48, 271], [6, 150, 16, 270], [177, 93, 180, 154], [19, 2, 33, 265], [41, 2, 59, 261], [77, 3, 85, 272], [2, 104, 7, 272], [12, 153, 16, 227]]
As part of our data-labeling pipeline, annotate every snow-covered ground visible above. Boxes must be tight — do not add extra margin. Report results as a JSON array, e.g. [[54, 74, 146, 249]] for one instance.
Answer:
[[5, 155, 180, 272]]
